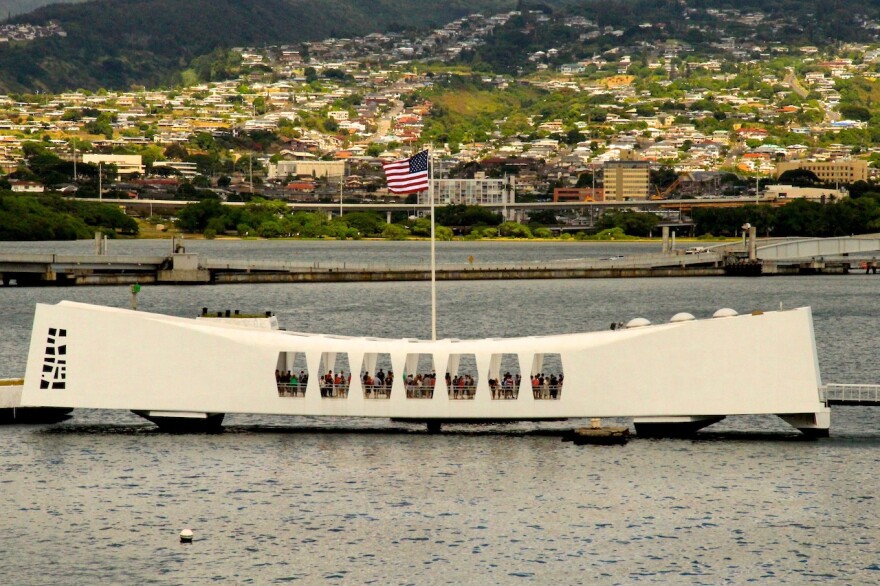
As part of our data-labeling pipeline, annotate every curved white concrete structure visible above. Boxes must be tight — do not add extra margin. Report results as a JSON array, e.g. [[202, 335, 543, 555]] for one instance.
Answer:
[[21, 301, 830, 435]]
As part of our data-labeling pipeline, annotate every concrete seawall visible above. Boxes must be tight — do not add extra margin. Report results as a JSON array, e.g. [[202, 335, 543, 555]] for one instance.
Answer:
[[214, 266, 727, 283]]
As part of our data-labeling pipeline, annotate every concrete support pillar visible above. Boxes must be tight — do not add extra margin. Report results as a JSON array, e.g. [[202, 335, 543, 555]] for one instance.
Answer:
[[748, 226, 757, 261], [387, 211, 392, 224], [94, 232, 108, 255], [662, 226, 670, 253]]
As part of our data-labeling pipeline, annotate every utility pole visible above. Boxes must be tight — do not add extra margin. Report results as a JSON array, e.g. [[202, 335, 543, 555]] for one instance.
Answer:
[[98, 162, 102, 201], [249, 153, 254, 194], [72, 141, 77, 182], [755, 168, 759, 204], [339, 160, 344, 217]]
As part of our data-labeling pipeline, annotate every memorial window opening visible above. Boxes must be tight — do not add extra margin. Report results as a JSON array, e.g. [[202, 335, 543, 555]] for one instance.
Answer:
[[361, 352, 393, 399], [447, 353, 478, 400], [319, 352, 351, 399], [530, 353, 564, 400], [489, 353, 521, 400], [404, 353, 436, 399], [276, 351, 309, 397]]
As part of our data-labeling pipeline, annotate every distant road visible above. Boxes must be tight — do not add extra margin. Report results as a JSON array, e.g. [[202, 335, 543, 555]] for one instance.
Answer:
[[784, 68, 809, 99], [371, 99, 403, 140]]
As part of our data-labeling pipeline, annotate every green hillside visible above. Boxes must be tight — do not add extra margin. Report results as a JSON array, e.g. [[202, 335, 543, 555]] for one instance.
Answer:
[[0, 0, 516, 92]]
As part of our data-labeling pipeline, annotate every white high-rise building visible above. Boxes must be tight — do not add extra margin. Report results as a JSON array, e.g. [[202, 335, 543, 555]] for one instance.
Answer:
[[418, 173, 515, 208]]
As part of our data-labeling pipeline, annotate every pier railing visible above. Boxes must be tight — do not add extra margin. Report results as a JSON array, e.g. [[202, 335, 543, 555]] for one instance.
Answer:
[[820, 384, 880, 406]]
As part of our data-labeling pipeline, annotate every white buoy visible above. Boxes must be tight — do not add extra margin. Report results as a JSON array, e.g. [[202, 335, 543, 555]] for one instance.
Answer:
[[180, 528, 193, 543]]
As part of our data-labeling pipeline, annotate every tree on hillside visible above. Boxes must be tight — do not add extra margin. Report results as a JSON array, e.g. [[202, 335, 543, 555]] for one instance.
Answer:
[[650, 166, 678, 191], [575, 172, 596, 188], [596, 210, 659, 237], [164, 143, 189, 160], [528, 209, 558, 226], [435, 204, 502, 227], [839, 104, 871, 121], [777, 168, 820, 186], [176, 198, 226, 232]]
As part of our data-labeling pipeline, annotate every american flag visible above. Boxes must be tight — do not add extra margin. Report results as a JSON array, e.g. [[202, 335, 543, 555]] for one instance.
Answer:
[[382, 150, 430, 194]]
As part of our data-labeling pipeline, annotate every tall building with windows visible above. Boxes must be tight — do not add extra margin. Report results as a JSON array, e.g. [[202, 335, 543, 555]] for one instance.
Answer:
[[603, 159, 650, 200], [775, 160, 867, 184], [417, 173, 515, 208]]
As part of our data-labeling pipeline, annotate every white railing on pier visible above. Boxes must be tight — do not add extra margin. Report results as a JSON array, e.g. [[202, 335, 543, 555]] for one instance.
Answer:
[[820, 384, 880, 404]]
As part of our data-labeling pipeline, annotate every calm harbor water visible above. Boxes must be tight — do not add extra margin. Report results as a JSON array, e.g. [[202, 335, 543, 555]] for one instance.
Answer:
[[2, 240, 880, 584]]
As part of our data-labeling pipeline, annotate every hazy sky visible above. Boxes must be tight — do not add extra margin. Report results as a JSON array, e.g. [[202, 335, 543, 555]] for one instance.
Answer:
[[4, 0, 88, 19]]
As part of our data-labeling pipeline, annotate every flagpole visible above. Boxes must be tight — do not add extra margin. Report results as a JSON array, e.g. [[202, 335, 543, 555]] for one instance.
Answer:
[[429, 148, 437, 341]]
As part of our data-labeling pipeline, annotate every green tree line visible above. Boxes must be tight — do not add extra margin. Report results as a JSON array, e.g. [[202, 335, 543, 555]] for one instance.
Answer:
[[176, 198, 558, 240], [0, 192, 138, 240], [692, 194, 880, 238]]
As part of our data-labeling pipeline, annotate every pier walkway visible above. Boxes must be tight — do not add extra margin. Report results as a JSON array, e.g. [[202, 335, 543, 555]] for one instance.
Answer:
[[5, 232, 880, 286], [0, 250, 726, 285]]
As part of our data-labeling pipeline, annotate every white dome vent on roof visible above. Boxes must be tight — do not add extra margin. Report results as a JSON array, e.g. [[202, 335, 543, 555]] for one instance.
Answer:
[[713, 308, 739, 318], [670, 312, 696, 323], [625, 317, 652, 328]]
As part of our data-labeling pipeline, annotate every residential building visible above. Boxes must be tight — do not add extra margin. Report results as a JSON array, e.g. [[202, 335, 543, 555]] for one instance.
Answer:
[[603, 159, 650, 200], [559, 63, 586, 74], [9, 180, 44, 193], [765, 185, 848, 201], [153, 161, 199, 179], [81, 154, 144, 176], [268, 160, 345, 180], [775, 159, 868, 184]]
